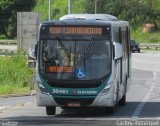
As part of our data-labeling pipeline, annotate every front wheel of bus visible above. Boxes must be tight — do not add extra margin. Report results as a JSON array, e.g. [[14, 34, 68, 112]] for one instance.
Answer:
[[46, 106, 56, 115], [118, 94, 126, 106]]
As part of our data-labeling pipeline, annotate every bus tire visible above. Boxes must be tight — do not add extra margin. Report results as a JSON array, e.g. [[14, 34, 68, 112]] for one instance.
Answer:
[[118, 94, 126, 106], [46, 106, 56, 115], [118, 77, 127, 106]]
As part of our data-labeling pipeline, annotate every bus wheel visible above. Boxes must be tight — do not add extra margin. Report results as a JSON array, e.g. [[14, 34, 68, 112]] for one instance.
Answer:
[[118, 94, 126, 106], [46, 106, 56, 115]]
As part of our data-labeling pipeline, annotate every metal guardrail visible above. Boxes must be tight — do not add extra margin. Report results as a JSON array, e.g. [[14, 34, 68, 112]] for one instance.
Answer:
[[0, 49, 17, 55], [0, 40, 17, 55], [0, 40, 17, 45], [139, 43, 160, 50]]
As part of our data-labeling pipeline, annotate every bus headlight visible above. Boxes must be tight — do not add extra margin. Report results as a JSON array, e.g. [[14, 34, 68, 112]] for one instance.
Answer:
[[37, 81, 49, 95], [99, 82, 113, 95]]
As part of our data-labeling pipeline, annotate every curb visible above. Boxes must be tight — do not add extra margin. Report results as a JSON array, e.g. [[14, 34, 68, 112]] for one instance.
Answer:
[[0, 90, 36, 98]]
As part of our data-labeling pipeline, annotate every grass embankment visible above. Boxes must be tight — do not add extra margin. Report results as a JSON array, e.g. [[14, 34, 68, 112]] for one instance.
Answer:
[[0, 52, 33, 95], [131, 27, 160, 43]]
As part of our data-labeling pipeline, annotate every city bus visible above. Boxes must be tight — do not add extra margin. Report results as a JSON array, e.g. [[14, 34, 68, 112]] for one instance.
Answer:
[[34, 14, 131, 115]]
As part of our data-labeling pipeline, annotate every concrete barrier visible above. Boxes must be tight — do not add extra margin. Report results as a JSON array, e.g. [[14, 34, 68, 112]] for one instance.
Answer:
[[139, 43, 160, 50]]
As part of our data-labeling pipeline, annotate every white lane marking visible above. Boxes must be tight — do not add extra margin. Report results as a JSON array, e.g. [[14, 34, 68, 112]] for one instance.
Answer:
[[25, 101, 36, 105], [132, 71, 157, 118], [0, 106, 11, 110]]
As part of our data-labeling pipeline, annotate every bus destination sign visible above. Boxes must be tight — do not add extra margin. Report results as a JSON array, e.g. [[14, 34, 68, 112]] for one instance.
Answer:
[[47, 66, 73, 73], [49, 27, 102, 35]]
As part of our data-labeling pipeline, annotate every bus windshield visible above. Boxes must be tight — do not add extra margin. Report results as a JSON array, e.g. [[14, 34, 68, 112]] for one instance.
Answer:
[[39, 39, 111, 81]]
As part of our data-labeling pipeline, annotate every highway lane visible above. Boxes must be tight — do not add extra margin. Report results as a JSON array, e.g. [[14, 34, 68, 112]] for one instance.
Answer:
[[0, 53, 160, 126], [132, 52, 160, 72]]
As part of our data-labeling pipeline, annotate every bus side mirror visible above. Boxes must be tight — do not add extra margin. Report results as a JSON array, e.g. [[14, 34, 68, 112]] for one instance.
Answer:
[[113, 42, 123, 60], [28, 42, 38, 60]]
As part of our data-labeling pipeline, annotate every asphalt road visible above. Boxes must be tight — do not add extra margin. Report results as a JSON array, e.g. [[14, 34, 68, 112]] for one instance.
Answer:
[[0, 52, 160, 126]]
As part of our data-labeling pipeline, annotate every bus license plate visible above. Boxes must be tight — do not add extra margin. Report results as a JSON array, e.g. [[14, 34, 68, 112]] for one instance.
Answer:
[[67, 102, 80, 107]]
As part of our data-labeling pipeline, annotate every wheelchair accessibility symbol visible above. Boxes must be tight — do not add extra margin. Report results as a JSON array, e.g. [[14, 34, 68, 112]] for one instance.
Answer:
[[76, 69, 85, 79]]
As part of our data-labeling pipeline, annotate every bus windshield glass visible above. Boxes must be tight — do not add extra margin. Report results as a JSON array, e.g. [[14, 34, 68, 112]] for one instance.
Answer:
[[39, 39, 111, 81]]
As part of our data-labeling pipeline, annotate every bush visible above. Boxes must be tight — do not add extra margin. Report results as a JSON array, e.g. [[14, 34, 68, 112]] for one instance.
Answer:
[[0, 52, 33, 94]]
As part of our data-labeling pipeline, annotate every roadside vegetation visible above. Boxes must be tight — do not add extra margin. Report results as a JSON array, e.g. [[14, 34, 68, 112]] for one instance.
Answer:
[[131, 28, 160, 43], [0, 52, 33, 95]]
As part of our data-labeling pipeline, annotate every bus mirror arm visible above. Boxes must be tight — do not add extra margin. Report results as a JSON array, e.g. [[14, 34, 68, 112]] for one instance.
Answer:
[[34, 41, 38, 60], [113, 42, 123, 60]]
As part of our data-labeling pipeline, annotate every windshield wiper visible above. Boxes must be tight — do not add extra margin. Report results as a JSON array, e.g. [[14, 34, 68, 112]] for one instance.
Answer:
[[56, 37, 71, 59], [85, 38, 95, 59]]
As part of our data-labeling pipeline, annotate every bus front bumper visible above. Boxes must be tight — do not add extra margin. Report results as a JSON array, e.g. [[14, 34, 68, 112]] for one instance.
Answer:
[[36, 90, 115, 107], [36, 91, 58, 106]]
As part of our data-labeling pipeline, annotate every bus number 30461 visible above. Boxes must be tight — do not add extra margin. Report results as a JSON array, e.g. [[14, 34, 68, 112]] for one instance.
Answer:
[[52, 89, 69, 94]]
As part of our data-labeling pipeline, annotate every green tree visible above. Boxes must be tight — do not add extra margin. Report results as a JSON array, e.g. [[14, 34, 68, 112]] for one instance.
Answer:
[[84, 0, 160, 30], [0, 0, 14, 36], [0, 0, 36, 39]]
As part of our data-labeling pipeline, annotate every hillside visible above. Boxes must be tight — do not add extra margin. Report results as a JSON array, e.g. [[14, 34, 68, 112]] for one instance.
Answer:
[[33, 0, 160, 43]]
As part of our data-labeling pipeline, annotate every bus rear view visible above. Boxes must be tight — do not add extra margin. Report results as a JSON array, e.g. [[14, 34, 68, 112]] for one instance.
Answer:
[[35, 14, 131, 115]]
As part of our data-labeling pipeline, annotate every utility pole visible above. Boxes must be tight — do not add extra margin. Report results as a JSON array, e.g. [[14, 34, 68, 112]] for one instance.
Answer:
[[95, 0, 97, 14], [68, 0, 72, 14], [49, 0, 52, 21]]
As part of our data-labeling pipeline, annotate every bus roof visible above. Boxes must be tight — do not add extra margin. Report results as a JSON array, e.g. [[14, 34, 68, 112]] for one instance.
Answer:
[[60, 14, 118, 21], [41, 14, 129, 27]]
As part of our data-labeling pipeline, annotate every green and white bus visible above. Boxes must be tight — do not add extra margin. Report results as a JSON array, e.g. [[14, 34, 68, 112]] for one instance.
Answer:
[[35, 14, 131, 115]]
